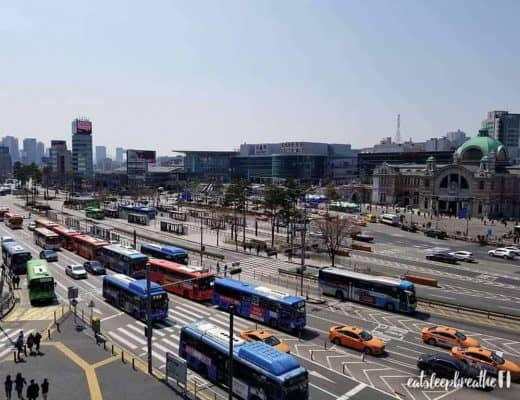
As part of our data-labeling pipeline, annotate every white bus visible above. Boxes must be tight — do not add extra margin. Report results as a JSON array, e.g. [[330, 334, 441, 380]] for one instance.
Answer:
[[379, 213, 400, 226], [33, 227, 61, 250]]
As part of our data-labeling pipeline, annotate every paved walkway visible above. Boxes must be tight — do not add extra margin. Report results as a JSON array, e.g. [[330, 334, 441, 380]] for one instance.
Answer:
[[0, 312, 183, 400]]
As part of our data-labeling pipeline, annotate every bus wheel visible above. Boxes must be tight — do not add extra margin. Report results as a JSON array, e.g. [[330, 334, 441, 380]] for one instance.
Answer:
[[335, 290, 344, 301], [269, 319, 278, 329], [386, 303, 394, 312]]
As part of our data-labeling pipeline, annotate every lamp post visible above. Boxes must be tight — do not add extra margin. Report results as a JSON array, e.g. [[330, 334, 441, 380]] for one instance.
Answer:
[[200, 216, 204, 265], [146, 262, 153, 375], [228, 305, 235, 400]]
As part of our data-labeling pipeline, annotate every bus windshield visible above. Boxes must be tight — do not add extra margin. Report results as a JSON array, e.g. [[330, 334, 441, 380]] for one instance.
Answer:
[[283, 371, 308, 399], [292, 301, 305, 318], [13, 252, 32, 265], [151, 294, 168, 310], [30, 278, 54, 291], [197, 276, 214, 290], [129, 260, 147, 273]]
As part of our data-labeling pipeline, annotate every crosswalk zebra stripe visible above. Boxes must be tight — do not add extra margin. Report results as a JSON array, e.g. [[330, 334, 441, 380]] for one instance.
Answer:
[[116, 327, 147, 346], [168, 310, 193, 326], [176, 301, 211, 316], [108, 331, 138, 350], [161, 338, 179, 350], [171, 306, 203, 320]]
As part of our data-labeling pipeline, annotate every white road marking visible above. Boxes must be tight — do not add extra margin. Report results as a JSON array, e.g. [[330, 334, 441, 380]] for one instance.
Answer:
[[337, 383, 367, 399], [426, 294, 456, 300], [309, 383, 338, 398], [107, 331, 137, 350], [116, 327, 147, 346]]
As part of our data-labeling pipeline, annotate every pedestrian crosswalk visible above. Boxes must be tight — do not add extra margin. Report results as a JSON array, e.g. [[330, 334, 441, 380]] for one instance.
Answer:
[[236, 256, 295, 280], [0, 327, 35, 360], [105, 298, 269, 375]]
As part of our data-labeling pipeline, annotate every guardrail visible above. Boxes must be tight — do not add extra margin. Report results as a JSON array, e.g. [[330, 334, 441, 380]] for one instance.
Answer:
[[0, 291, 16, 320]]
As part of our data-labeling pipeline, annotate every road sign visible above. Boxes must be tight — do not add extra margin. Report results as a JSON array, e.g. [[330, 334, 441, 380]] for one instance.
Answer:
[[458, 207, 468, 219], [68, 286, 79, 300], [166, 352, 187, 386]]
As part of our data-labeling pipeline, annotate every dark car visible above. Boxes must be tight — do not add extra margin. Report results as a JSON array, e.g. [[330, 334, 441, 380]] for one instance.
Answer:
[[401, 223, 418, 232], [39, 250, 58, 262], [351, 232, 374, 242], [425, 229, 447, 239], [417, 353, 493, 391], [425, 252, 458, 264], [83, 260, 106, 275]]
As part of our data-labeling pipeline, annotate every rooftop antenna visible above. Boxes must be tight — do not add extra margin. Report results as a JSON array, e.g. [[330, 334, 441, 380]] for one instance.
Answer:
[[395, 114, 401, 144]]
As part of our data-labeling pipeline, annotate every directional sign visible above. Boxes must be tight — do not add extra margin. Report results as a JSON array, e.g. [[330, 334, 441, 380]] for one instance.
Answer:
[[68, 286, 79, 300], [166, 352, 187, 385], [458, 207, 468, 219]]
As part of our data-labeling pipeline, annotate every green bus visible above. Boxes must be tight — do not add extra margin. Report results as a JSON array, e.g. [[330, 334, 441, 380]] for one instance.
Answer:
[[27, 259, 55, 304], [85, 206, 105, 220]]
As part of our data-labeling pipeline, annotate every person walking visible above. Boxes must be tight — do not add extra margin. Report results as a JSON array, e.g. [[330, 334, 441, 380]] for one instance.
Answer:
[[26, 333, 34, 356], [15, 332, 24, 362], [4, 375, 13, 400], [26, 379, 39, 400], [40, 379, 48, 400], [14, 373, 26, 400], [33, 332, 42, 354]]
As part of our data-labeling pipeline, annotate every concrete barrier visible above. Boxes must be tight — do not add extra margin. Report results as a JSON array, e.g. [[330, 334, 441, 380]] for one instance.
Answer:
[[404, 273, 438, 287]]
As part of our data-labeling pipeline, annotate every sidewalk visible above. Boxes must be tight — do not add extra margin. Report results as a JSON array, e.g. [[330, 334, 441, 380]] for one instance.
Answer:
[[0, 312, 183, 400]]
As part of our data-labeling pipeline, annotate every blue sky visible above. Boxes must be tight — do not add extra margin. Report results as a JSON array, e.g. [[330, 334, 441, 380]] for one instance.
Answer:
[[1, 0, 519, 155]]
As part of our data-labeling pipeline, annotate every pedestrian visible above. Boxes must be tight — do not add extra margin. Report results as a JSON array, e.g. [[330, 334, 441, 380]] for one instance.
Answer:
[[15, 332, 24, 362], [15, 275, 20, 289], [26, 379, 39, 400], [33, 332, 42, 354], [5, 375, 13, 400], [14, 373, 26, 400], [40, 379, 48, 400], [26, 333, 34, 356]]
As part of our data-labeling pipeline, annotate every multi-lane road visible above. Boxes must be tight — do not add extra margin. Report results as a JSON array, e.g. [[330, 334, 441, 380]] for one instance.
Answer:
[[1, 195, 520, 399]]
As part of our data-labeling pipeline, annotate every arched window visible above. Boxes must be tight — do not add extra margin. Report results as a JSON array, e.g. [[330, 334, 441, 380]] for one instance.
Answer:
[[460, 176, 469, 189], [440, 176, 449, 188]]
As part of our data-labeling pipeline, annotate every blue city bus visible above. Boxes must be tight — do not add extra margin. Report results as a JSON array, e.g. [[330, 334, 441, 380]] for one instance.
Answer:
[[118, 204, 156, 220], [1, 241, 32, 274], [102, 274, 168, 321], [212, 278, 306, 332], [98, 245, 148, 278], [179, 321, 308, 400], [318, 267, 417, 313], [140, 243, 189, 265]]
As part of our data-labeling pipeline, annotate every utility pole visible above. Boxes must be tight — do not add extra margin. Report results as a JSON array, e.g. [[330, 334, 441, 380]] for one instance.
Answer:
[[228, 305, 235, 400], [146, 262, 153, 375], [300, 209, 307, 297], [200, 216, 204, 265]]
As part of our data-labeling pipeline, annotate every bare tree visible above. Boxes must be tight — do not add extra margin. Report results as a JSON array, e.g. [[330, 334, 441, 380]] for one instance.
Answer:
[[315, 216, 353, 267]]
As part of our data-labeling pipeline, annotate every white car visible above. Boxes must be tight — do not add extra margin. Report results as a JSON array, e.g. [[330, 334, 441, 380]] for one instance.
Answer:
[[503, 246, 520, 256], [66, 264, 88, 279], [488, 248, 516, 260], [448, 251, 474, 262], [1, 236, 14, 244]]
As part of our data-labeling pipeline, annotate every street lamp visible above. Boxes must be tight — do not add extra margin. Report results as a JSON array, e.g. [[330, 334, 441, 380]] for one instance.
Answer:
[[228, 305, 235, 400], [146, 262, 153, 375]]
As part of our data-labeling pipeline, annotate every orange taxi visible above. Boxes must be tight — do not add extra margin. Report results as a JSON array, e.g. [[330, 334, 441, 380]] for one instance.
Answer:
[[421, 326, 479, 348], [329, 325, 385, 355], [451, 346, 520, 381], [240, 329, 290, 353]]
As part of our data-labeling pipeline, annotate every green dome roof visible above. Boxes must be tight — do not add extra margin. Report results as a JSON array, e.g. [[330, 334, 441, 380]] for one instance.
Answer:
[[455, 129, 505, 159], [426, 156, 436, 162]]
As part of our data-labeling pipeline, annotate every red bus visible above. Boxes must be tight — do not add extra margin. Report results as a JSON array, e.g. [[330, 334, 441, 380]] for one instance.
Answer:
[[0, 207, 9, 221], [33, 227, 61, 250], [73, 235, 109, 260], [35, 218, 59, 230], [4, 212, 23, 229], [52, 225, 81, 251], [149, 258, 215, 301]]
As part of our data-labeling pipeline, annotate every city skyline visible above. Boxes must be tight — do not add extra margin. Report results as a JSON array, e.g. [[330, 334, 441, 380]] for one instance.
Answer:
[[1, 1, 519, 151]]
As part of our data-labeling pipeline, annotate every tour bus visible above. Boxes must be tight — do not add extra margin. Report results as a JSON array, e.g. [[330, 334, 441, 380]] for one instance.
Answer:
[[73, 235, 109, 260], [27, 259, 55, 304], [4, 212, 23, 229], [85, 207, 105, 220], [1, 241, 32, 274], [149, 258, 214, 301], [102, 274, 168, 321], [379, 213, 400, 226], [0, 206, 9, 221], [140, 243, 189, 265], [212, 278, 306, 332], [52, 225, 81, 251], [33, 227, 61, 251], [179, 321, 309, 400], [35, 218, 59, 230], [98, 245, 148, 278], [318, 267, 417, 313]]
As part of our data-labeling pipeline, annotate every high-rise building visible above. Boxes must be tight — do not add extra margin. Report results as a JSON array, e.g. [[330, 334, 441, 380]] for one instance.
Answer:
[[71, 118, 93, 179], [0, 146, 12, 181], [482, 111, 520, 161], [36, 141, 45, 165], [115, 147, 125, 163], [0, 136, 20, 162], [95, 146, 107, 168], [50, 140, 72, 183], [22, 138, 38, 165]]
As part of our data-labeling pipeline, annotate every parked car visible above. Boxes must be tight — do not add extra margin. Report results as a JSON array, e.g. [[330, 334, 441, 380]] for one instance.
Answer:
[[488, 248, 516, 259], [27, 222, 36, 231], [425, 252, 458, 264], [66, 264, 88, 279], [39, 250, 58, 262], [83, 260, 106, 275], [329, 325, 385, 355], [351, 231, 374, 242], [424, 229, 447, 239], [401, 223, 418, 232], [239, 329, 289, 353], [421, 325, 479, 348], [417, 353, 483, 381], [448, 251, 475, 262]]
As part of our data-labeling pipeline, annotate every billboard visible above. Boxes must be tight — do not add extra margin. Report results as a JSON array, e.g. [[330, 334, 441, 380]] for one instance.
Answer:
[[75, 120, 92, 134], [127, 150, 156, 163]]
